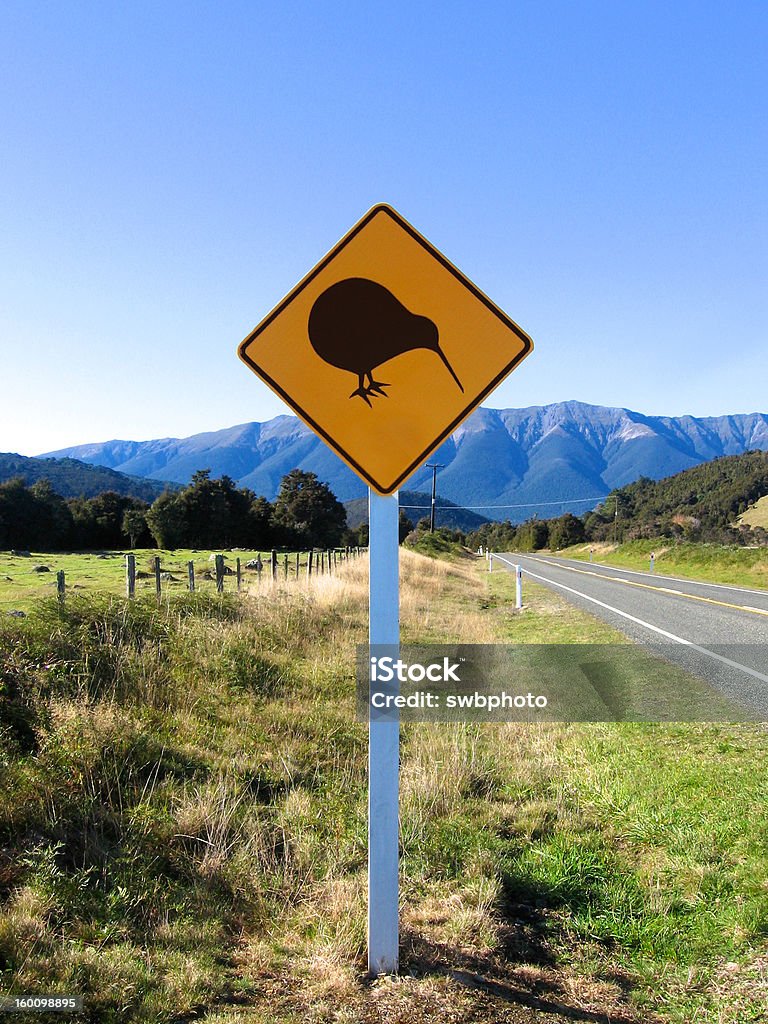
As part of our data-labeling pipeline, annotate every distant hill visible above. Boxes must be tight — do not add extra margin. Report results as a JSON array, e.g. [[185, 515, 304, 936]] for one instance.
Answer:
[[591, 450, 768, 537], [344, 490, 490, 532], [0, 453, 171, 502], [42, 401, 768, 521]]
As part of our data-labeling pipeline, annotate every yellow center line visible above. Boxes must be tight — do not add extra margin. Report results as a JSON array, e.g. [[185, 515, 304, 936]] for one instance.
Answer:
[[531, 559, 768, 618]]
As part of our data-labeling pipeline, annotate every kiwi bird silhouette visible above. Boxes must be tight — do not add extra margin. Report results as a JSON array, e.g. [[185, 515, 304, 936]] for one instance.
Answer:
[[308, 277, 464, 405]]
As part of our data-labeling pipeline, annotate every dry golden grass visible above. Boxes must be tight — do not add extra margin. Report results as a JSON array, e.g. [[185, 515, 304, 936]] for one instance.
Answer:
[[568, 542, 619, 557], [737, 493, 768, 529], [400, 555, 500, 644], [255, 547, 499, 646], [0, 888, 53, 984], [400, 724, 499, 819]]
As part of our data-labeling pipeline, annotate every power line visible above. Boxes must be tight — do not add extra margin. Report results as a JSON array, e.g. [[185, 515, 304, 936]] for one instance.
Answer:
[[401, 495, 609, 511]]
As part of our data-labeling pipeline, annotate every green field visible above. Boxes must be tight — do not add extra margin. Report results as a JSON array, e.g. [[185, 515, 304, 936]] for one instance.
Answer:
[[1, 551, 766, 1022], [559, 538, 768, 590], [0, 548, 344, 613]]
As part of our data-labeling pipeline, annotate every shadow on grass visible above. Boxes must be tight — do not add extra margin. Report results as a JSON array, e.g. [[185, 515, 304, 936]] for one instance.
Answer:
[[402, 930, 640, 1023], [394, 864, 647, 1024]]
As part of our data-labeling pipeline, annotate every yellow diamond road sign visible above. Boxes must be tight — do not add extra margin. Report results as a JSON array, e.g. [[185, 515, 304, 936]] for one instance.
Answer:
[[238, 204, 533, 495]]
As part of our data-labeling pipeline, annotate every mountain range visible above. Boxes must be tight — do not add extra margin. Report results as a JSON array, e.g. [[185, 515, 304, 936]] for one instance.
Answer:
[[42, 401, 768, 522]]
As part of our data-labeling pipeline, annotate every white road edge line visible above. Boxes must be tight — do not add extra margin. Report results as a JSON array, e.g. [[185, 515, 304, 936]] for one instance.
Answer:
[[491, 554, 768, 686], [526, 555, 768, 616], [532, 554, 768, 598]]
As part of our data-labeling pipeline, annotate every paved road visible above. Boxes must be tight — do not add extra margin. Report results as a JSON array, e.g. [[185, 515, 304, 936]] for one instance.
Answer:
[[492, 552, 768, 718]]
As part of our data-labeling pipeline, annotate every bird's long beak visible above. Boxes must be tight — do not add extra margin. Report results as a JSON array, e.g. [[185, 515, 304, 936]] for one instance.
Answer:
[[437, 347, 464, 392]]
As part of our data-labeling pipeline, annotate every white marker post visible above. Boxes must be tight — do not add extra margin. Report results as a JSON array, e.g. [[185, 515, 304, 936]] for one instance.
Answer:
[[368, 488, 400, 975], [515, 564, 523, 608]]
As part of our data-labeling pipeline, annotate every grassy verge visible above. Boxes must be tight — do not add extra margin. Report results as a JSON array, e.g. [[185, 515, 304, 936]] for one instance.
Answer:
[[557, 539, 768, 590], [0, 553, 766, 1022]]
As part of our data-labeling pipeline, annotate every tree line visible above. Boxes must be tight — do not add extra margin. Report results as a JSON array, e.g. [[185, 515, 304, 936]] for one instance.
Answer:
[[4, 450, 766, 554], [466, 513, 586, 554], [0, 469, 352, 551]]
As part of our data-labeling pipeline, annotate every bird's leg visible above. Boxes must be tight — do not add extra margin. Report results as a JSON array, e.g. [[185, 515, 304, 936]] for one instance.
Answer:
[[349, 372, 373, 406], [365, 371, 390, 397]]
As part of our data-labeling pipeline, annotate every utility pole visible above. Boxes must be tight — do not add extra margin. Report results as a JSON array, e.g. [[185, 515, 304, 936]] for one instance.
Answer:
[[614, 495, 619, 545], [426, 463, 442, 532]]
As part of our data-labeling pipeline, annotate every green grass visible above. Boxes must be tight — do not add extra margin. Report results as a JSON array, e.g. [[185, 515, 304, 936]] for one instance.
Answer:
[[0, 548, 334, 613], [554, 722, 768, 1022], [403, 530, 468, 559], [558, 538, 768, 590], [0, 552, 766, 1022]]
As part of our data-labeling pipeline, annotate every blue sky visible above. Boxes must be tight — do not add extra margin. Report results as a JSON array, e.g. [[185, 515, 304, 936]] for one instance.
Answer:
[[1, 1, 766, 456]]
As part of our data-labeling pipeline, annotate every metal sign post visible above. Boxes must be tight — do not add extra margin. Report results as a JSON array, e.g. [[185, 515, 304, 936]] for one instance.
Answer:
[[367, 488, 400, 974]]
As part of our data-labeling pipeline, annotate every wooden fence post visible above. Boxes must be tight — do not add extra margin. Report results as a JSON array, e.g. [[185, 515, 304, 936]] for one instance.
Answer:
[[188, 560, 195, 593], [236, 557, 242, 592], [295, 551, 300, 578], [307, 551, 313, 578], [283, 553, 288, 578], [215, 554, 225, 594], [154, 556, 161, 603], [271, 549, 277, 581], [126, 554, 136, 599], [56, 570, 65, 603]]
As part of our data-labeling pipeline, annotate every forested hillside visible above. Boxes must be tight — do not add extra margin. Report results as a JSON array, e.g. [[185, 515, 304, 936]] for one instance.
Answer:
[[586, 450, 768, 541], [470, 451, 768, 552], [0, 453, 168, 501]]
